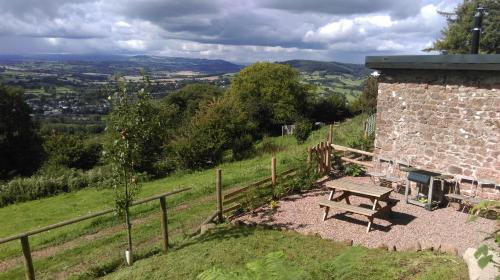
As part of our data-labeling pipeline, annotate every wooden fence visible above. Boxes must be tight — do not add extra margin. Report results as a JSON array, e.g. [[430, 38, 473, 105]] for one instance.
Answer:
[[200, 157, 297, 223], [0, 187, 191, 280], [308, 125, 375, 173]]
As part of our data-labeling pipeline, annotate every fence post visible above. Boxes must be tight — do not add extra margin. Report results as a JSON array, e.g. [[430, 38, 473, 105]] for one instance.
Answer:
[[216, 169, 223, 222], [316, 143, 320, 173], [320, 142, 326, 174], [159, 197, 169, 253], [307, 147, 312, 164], [20, 236, 35, 280], [271, 157, 277, 186], [328, 124, 333, 143], [326, 141, 331, 174]]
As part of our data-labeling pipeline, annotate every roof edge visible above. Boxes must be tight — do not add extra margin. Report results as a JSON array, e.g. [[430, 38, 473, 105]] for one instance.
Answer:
[[365, 55, 500, 71]]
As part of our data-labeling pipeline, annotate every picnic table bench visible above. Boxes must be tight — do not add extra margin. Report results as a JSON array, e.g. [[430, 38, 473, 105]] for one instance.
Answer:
[[320, 179, 395, 232]]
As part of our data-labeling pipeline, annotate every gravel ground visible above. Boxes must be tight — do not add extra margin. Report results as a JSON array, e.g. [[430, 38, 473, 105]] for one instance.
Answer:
[[234, 176, 497, 255]]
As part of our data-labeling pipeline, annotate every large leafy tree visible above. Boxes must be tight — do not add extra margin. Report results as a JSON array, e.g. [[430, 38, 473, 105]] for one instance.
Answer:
[[164, 83, 222, 126], [427, 0, 499, 54], [170, 94, 256, 169], [229, 62, 309, 135], [0, 85, 43, 179]]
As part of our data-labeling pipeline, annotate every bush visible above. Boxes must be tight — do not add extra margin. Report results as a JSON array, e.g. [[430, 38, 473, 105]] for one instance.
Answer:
[[43, 133, 102, 170], [0, 165, 113, 207], [294, 119, 314, 144], [171, 95, 256, 169], [344, 164, 364, 177]]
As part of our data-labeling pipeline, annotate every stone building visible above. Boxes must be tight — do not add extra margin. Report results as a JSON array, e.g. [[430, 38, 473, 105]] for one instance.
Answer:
[[365, 55, 499, 199]]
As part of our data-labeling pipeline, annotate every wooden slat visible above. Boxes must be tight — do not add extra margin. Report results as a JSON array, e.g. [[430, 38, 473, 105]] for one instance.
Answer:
[[340, 157, 374, 168], [223, 177, 273, 199], [331, 144, 374, 157], [222, 168, 297, 200], [223, 194, 245, 205], [319, 200, 376, 217], [325, 179, 392, 198], [222, 203, 241, 214]]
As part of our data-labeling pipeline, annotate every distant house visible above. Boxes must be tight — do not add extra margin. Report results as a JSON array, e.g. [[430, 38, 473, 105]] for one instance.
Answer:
[[366, 55, 500, 199]]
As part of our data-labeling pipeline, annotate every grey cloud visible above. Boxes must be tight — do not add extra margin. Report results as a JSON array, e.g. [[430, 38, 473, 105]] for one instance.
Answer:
[[258, 0, 422, 18], [119, 0, 221, 19]]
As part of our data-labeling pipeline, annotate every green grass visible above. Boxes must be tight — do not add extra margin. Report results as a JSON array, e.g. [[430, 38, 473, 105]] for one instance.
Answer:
[[0, 115, 387, 278], [103, 224, 468, 280]]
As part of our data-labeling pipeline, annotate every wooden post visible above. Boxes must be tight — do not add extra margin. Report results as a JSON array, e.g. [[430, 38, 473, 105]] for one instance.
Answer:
[[316, 143, 321, 173], [326, 141, 331, 173], [159, 197, 169, 253], [307, 147, 312, 164], [271, 157, 277, 186], [328, 124, 333, 143], [216, 169, 223, 222], [20, 236, 35, 280]]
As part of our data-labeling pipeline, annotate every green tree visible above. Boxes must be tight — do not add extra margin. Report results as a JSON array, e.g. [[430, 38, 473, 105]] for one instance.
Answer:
[[164, 83, 222, 123], [426, 0, 499, 54], [309, 93, 349, 123], [104, 75, 158, 265], [359, 76, 378, 114], [0, 85, 43, 179], [43, 133, 102, 170], [229, 62, 309, 135], [170, 94, 256, 169]]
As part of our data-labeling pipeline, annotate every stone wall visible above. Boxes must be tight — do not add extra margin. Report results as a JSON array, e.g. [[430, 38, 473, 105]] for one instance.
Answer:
[[374, 69, 500, 199]]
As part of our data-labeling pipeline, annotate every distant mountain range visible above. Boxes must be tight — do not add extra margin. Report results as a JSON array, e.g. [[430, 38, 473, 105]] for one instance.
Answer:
[[279, 60, 370, 77], [0, 54, 244, 75], [0, 55, 369, 77]]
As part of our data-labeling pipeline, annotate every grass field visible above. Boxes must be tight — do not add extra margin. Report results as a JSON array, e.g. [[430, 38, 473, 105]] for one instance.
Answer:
[[300, 72, 365, 102], [104, 224, 467, 280], [0, 115, 467, 279]]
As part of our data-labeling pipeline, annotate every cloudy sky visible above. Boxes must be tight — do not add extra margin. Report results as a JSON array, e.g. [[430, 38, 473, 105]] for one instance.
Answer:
[[0, 0, 461, 63]]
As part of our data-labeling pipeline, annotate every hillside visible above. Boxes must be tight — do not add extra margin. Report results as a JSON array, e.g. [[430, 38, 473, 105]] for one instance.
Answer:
[[280, 60, 370, 77], [279, 60, 369, 102], [0, 54, 243, 75]]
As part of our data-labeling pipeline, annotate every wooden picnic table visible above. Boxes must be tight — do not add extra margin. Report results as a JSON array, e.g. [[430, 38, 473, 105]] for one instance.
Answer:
[[320, 179, 394, 232]]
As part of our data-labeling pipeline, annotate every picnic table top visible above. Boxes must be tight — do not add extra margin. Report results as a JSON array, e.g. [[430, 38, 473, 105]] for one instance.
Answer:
[[324, 179, 392, 198]]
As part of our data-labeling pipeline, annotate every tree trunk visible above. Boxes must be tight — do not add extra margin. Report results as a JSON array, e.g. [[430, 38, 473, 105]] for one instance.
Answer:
[[125, 207, 133, 265]]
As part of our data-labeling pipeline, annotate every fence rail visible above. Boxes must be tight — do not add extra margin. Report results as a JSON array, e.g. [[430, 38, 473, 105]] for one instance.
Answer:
[[1, 187, 191, 280]]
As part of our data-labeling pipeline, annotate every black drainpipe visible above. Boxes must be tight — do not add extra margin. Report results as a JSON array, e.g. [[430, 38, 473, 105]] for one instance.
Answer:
[[471, 7, 485, 54]]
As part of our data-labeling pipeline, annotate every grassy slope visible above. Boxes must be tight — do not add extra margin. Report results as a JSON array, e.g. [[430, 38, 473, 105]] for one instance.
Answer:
[[105, 225, 467, 280], [0, 115, 466, 279], [0, 117, 367, 278]]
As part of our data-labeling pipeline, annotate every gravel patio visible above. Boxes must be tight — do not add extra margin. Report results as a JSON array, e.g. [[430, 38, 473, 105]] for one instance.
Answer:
[[233, 176, 497, 255]]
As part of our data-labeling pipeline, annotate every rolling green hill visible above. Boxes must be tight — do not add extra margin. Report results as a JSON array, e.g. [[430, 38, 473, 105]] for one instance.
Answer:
[[279, 60, 369, 103], [280, 60, 370, 77]]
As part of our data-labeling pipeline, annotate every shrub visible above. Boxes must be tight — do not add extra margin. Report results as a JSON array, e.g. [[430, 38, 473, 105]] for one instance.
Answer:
[[0, 165, 113, 207], [171, 95, 256, 169], [344, 164, 364, 177], [294, 119, 314, 144], [43, 133, 102, 170]]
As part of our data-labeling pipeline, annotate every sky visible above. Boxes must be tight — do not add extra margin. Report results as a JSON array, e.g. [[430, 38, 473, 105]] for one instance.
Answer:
[[0, 0, 462, 64]]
